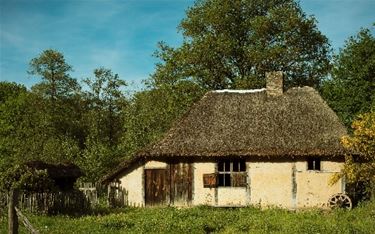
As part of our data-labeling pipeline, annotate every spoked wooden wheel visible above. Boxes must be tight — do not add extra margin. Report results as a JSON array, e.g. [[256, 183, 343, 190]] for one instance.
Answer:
[[328, 193, 352, 210]]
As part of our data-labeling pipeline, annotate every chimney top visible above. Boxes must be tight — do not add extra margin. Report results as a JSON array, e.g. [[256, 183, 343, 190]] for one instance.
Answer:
[[266, 71, 284, 97]]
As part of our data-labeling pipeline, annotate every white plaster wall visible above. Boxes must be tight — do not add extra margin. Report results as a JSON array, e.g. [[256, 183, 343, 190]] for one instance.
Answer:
[[322, 161, 342, 172], [250, 162, 293, 208], [192, 162, 216, 206], [296, 161, 344, 208], [295, 161, 307, 172], [119, 165, 144, 207], [217, 187, 248, 206]]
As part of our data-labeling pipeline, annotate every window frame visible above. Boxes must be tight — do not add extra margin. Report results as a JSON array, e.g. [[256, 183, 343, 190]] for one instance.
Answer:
[[307, 157, 321, 171], [217, 160, 247, 187]]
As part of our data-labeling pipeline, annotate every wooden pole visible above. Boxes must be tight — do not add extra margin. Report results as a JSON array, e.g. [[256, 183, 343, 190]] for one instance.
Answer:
[[15, 207, 39, 234], [8, 189, 19, 234]]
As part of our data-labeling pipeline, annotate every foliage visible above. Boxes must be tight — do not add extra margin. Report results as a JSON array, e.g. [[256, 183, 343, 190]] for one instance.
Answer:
[[337, 112, 375, 196], [2, 201, 375, 233], [121, 81, 204, 157], [83, 67, 127, 146], [0, 86, 81, 165], [28, 49, 80, 100], [79, 68, 128, 182], [152, 0, 331, 90], [0, 164, 56, 192], [321, 27, 375, 127]]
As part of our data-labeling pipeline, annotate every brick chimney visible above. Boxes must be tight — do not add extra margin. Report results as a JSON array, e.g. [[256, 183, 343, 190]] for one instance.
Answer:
[[266, 71, 284, 97]]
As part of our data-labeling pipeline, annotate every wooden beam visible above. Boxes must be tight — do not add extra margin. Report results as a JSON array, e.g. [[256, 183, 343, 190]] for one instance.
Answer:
[[15, 207, 39, 234]]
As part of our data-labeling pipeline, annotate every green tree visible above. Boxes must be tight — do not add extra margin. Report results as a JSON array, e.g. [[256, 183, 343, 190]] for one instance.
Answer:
[[28, 49, 80, 100], [121, 81, 204, 158], [28, 49, 84, 145], [152, 0, 331, 90], [0, 85, 80, 166], [322, 28, 375, 127], [80, 68, 128, 181], [0, 82, 28, 167]]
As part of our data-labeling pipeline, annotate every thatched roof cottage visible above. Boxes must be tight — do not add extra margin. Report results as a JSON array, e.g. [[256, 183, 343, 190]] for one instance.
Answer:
[[103, 72, 348, 208]]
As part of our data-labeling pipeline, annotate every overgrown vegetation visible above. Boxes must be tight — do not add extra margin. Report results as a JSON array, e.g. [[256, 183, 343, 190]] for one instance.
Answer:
[[1, 201, 375, 233], [331, 111, 375, 199]]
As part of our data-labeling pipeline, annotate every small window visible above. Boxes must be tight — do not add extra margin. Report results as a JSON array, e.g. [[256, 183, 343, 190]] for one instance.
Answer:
[[307, 158, 321, 171], [218, 160, 247, 187]]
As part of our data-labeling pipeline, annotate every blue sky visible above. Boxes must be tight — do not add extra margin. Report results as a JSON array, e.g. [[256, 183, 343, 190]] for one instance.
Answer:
[[0, 0, 374, 91]]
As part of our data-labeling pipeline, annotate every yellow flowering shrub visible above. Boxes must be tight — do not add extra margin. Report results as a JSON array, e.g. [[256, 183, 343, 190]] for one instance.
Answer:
[[333, 111, 375, 195]]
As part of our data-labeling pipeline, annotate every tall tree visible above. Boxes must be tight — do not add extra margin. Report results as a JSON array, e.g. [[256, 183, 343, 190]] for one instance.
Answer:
[[83, 67, 127, 145], [152, 0, 331, 90], [28, 49, 80, 100], [322, 27, 375, 127], [80, 68, 128, 181], [28, 49, 83, 138], [24, 50, 83, 163]]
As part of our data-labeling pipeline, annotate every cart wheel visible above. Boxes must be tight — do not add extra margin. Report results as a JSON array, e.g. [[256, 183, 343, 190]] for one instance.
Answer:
[[328, 193, 352, 210]]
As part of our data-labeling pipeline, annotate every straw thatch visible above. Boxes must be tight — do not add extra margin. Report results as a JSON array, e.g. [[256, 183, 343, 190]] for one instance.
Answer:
[[102, 86, 347, 183], [139, 87, 347, 158]]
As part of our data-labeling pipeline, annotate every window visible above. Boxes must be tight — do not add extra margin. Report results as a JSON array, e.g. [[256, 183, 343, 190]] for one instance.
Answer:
[[307, 157, 321, 171], [218, 160, 247, 187]]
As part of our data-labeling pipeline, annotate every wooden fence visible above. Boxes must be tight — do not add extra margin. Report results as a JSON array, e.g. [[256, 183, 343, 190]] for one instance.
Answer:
[[79, 182, 128, 208], [79, 182, 98, 205], [1, 183, 128, 215], [19, 190, 90, 215], [1, 190, 91, 215], [107, 182, 128, 207]]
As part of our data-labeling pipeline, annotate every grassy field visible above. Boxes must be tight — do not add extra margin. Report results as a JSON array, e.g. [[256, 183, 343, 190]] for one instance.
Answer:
[[1, 200, 375, 234]]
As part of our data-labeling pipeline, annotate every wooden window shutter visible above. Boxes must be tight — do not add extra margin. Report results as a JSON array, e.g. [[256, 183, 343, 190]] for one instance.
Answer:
[[203, 173, 217, 188], [232, 172, 247, 187]]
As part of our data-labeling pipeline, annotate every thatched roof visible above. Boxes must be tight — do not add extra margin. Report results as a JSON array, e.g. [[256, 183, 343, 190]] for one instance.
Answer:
[[102, 86, 347, 183], [139, 87, 347, 158], [25, 161, 83, 179]]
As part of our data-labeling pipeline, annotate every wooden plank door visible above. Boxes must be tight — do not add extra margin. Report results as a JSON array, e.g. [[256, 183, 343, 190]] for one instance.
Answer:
[[145, 169, 167, 206], [170, 163, 193, 205]]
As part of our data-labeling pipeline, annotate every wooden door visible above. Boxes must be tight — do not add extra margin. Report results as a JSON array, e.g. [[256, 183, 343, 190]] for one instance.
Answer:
[[170, 163, 193, 205], [144, 169, 167, 206]]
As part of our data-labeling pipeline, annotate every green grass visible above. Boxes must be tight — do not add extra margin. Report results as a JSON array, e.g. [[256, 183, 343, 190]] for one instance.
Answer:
[[1, 201, 375, 234]]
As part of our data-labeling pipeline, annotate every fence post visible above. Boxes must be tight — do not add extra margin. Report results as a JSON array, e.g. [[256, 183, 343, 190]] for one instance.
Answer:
[[8, 188, 19, 234]]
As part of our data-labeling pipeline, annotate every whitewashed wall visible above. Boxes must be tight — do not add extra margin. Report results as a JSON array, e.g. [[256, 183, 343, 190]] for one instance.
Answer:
[[116, 159, 344, 208], [192, 162, 216, 206], [249, 162, 293, 208], [118, 165, 144, 207], [295, 161, 343, 208]]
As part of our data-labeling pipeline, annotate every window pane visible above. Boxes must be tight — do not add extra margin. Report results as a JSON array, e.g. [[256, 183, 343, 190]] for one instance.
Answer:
[[307, 158, 321, 171], [232, 173, 247, 187], [307, 158, 314, 170], [315, 158, 321, 170], [224, 161, 230, 172], [239, 161, 246, 171], [218, 174, 224, 186], [224, 174, 231, 186], [218, 161, 224, 172], [233, 160, 239, 171]]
